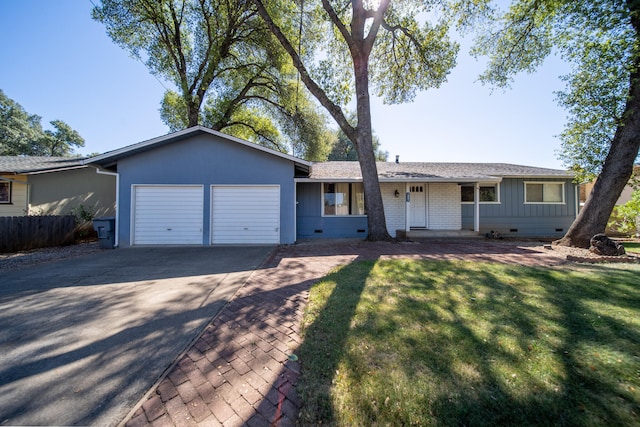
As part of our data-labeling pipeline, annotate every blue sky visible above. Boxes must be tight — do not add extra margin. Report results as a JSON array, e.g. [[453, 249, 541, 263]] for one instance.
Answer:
[[1, 0, 571, 169]]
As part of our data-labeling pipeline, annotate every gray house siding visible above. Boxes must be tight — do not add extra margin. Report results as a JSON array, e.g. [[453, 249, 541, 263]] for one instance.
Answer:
[[296, 182, 368, 239], [462, 178, 577, 237], [29, 168, 116, 217], [116, 133, 298, 247]]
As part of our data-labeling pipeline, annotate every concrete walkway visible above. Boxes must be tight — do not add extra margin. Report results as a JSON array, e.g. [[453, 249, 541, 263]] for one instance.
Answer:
[[124, 239, 566, 426]]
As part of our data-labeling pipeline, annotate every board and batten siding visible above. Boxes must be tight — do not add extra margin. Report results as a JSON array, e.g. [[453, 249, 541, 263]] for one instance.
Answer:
[[211, 185, 280, 244], [461, 178, 577, 237], [132, 185, 204, 245], [296, 182, 368, 239]]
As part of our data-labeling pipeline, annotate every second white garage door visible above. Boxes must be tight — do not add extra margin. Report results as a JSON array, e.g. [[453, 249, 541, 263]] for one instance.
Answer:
[[211, 185, 280, 244]]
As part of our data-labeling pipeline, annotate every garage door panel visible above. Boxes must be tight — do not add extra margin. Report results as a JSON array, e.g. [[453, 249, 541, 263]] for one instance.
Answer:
[[211, 186, 280, 244], [134, 186, 204, 245]]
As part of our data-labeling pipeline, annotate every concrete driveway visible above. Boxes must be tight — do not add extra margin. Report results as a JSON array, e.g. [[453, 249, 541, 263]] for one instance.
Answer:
[[0, 246, 273, 426]]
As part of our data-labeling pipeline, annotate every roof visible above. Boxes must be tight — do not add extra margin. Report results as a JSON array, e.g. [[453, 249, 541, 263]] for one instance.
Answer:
[[304, 162, 574, 182], [0, 156, 86, 174], [85, 126, 312, 171]]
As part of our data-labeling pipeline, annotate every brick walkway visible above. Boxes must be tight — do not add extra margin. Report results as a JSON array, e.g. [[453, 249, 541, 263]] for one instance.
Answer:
[[123, 239, 566, 427]]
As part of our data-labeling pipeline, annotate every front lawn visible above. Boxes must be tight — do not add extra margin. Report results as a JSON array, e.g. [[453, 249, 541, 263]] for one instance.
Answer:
[[624, 241, 640, 254], [296, 260, 640, 426]]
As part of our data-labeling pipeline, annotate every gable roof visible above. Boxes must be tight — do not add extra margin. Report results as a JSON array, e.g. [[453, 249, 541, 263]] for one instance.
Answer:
[[0, 156, 86, 174], [304, 162, 573, 182], [85, 126, 312, 171]]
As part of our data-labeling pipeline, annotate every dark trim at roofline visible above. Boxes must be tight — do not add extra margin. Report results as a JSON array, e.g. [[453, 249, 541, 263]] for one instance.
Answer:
[[84, 125, 312, 169], [21, 165, 88, 175], [0, 165, 88, 175]]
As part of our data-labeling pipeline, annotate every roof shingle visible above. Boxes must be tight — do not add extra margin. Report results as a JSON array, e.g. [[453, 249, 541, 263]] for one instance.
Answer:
[[307, 162, 573, 181], [0, 156, 86, 174]]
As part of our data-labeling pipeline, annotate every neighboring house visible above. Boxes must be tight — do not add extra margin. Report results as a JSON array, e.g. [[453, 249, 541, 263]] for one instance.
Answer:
[[86, 126, 578, 248], [580, 165, 639, 206], [0, 157, 116, 217]]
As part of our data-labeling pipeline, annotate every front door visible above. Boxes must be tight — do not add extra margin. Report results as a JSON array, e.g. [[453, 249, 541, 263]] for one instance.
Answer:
[[410, 184, 427, 228]]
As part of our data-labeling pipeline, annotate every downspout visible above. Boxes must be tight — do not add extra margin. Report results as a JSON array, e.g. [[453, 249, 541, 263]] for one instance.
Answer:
[[95, 168, 120, 248]]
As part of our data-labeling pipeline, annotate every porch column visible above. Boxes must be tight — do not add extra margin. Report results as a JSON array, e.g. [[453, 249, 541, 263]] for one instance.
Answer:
[[474, 182, 480, 232], [405, 183, 410, 232]]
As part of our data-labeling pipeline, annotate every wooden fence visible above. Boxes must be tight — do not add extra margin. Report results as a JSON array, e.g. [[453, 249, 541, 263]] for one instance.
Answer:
[[0, 215, 76, 253]]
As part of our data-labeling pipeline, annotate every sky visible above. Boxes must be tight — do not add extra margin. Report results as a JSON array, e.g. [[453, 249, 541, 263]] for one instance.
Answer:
[[0, 0, 571, 169]]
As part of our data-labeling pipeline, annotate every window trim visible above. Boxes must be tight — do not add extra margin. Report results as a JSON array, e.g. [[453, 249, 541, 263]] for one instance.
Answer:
[[0, 180, 11, 204], [461, 182, 501, 204], [321, 182, 367, 217], [524, 181, 566, 204]]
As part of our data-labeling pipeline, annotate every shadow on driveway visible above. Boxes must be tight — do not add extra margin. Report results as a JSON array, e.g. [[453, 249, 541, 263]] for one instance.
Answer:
[[0, 246, 273, 426]]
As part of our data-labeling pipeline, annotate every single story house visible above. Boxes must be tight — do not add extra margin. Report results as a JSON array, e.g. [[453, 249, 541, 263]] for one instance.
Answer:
[[86, 126, 577, 248], [0, 157, 116, 217]]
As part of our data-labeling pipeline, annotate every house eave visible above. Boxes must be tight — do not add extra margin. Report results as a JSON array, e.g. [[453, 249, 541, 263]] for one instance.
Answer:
[[295, 177, 504, 183], [84, 126, 312, 169]]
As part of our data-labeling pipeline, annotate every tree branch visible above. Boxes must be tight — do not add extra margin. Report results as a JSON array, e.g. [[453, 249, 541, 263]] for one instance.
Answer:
[[251, 0, 356, 141]]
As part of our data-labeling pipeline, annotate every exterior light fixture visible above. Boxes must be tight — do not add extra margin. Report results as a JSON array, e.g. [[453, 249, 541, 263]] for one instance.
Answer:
[[394, 189, 400, 197]]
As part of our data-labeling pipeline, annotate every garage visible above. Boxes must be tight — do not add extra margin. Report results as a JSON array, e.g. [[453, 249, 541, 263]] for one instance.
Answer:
[[211, 185, 280, 244], [133, 185, 204, 245]]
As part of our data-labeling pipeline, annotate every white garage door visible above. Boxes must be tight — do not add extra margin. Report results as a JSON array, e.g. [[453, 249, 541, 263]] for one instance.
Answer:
[[133, 185, 204, 245], [211, 185, 280, 244]]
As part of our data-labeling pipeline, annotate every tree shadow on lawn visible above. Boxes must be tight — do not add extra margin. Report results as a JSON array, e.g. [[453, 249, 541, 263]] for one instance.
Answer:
[[295, 258, 374, 423], [296, 259, 640, 426]]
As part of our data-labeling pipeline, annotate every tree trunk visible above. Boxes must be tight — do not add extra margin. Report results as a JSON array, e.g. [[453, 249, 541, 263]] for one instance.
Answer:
[[353, 53, 392, 241], [186, 98, 200, 128], [555, 67, 640, 248]]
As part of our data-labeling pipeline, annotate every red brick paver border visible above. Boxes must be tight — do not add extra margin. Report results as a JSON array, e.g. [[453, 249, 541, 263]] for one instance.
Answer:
[[123, 239, 567, 427]]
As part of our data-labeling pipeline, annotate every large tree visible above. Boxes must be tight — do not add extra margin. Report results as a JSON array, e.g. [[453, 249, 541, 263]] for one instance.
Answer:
[[93, 0, 332, 159], [251, 0, 479, 240], [0, 90, 84, 156], [473, 0, 640, 248]]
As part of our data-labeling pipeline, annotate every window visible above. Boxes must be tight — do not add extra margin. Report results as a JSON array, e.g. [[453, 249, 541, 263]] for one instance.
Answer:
[[525, 182, 565, 203], [461, 183, 499, 203], [0, 181, 10, 204], [323, 182, 365, 216]]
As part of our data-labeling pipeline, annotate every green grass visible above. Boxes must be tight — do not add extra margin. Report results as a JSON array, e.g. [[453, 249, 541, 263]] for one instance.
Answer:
[[296, 260, 640, 426], [624, 242, 640, 253]]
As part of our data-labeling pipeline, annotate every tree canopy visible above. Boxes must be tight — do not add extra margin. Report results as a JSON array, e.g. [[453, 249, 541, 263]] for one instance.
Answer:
[[93, 0, 333, 160], [0, 90, 84, 156], [473, 0, 640, 247], [474, 0, 638, 182], [252, 0, 485, 240]]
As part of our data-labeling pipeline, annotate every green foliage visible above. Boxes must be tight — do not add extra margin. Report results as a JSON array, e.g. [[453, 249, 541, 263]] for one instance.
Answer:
[[328, 116, 388, 161], [70, 204, 95, 224], [473, 0, 639, 182], [94, 0, 333, 160], [609, 188, 640, 236], [0, 89, 44, 155], [38, 120, 85, 156], [0, 89, 84, 156]]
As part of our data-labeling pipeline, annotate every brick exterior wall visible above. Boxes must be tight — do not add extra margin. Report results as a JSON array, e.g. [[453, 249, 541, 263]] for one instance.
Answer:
[[427, 183, 461, 230], [381, 182, 406, 237]]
